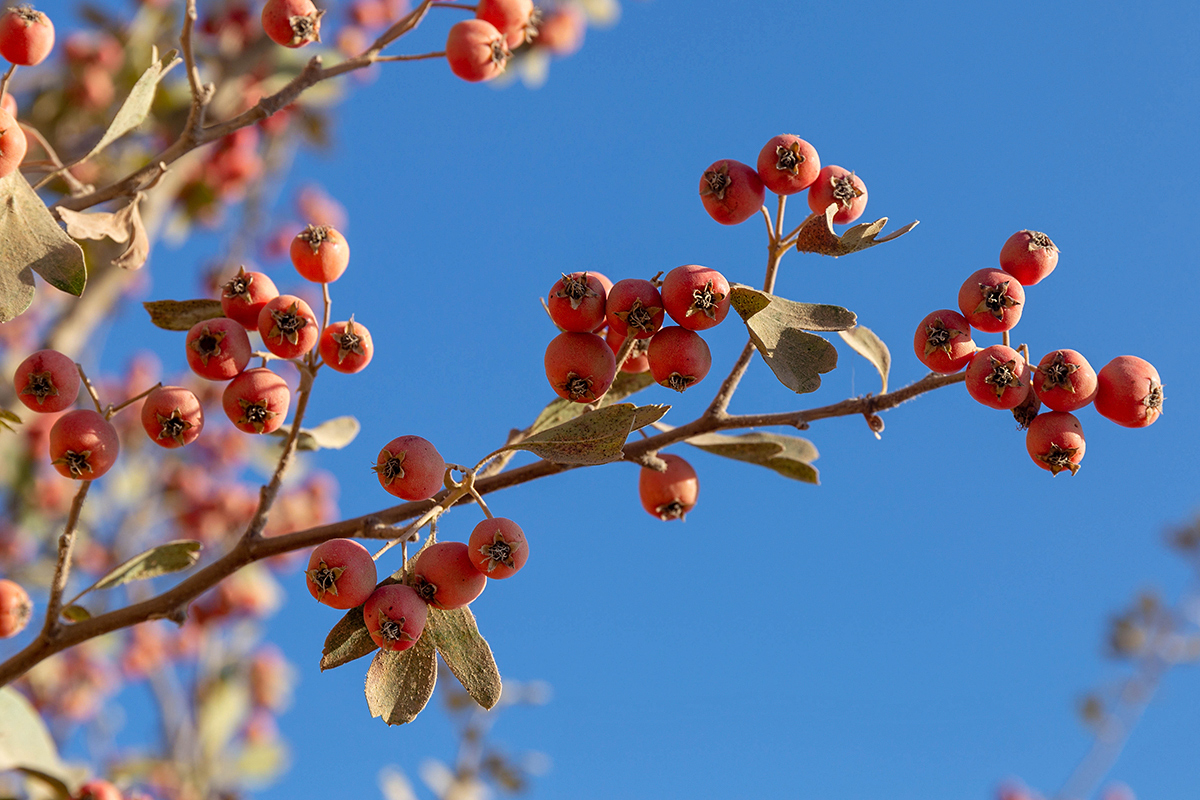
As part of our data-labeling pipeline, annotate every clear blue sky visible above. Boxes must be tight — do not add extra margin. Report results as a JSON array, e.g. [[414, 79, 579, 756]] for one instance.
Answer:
[[26, 0, 1200, 798]]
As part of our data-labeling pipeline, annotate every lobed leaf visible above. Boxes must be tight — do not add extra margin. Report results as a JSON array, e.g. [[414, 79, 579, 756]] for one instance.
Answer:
[[320, 605, 378, 671], [730, 291, 840, 395], [663, 425, 820, 485], [0, 171, 87, 322], [793, 203, 919, 257], [0, 688, 72, 796], [729, 286, 857, 332], [838, 325, 891, 394], [529, 370, 654, 434], [428, 606, 502, 710], [364, 633, 438, 726], [87, 540, 202, 592], [506, 403, 644, 465], [143, 299, 224, 331], [83, 48, 180, 162]]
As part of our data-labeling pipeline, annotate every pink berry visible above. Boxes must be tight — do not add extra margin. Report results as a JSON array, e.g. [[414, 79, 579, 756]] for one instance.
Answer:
[[965, 345, 1029, 410], [410, 541, 486, 609], [140, 386, 204, 448], [638, 453, 698, 521], [220, 266, 279, 329], [807, 165, 867, 224], [446, 19, 510, 83], [756, 134, 820, 196], [605, 278, 664, 340], [0, 105, 25, 179], [999, 229, 1059, 287], [1094, 356, 1164, 428], [475, 0, 534, 47], [49, 409, 120, 479], [699, 159, 765, 225], [543, 331, 617, 403], [647, 326, 711, 392], [222, 368, 290, 434], [957, 268, 1025, 334], [290, 224, 349, 283], [0, 579, 32, 638], [547, 272, 608, 333], [14, 349, 79, 412], [1026, 411, 1085, 476], [261, 0, 324, 47], [661, 264, 730, 331], [913, 310, 975, 374], [0, 92, 15, 117], [185, 318, 252, 380], [306, 538, 378, 609], [257, 295, 318, 359], [467, 517, 528, 579], [0, 5, 55, 66], [374, 435, 445, 500], [319, 318, 374, 373], [364, 584, 427, 652], [1031, 349, 1097, 413]]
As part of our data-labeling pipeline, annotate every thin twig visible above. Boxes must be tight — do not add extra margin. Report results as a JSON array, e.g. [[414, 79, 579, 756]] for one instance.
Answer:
[[0, 63, 15, 104], [181, 0, 214, 140], [41, 481, 92, 635], [376, 51, 446, 62], [107, 382, 163, 417], [77, 364, 104, 413], [774, 193, 786, 241]]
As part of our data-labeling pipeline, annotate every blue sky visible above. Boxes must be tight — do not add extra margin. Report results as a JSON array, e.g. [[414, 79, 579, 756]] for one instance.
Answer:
[[18, 0, 1200, 798]]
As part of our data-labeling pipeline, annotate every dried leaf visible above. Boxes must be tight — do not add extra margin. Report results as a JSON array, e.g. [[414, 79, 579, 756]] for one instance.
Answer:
[[111, 196, 149, 270], [87, 540, 201, 592], [364, 632, 438, 726], [320, 605, 377, 671], [60, 605, 91, 622], [0, 171, 87, 321], [0, 408, 21, 433], [59, 194, 150, 270], [143, 299, 224, 331], [506, 403, 642, 465], [730, 290, 841, 394], [428, 606, 502, 710], [84, 48, 180, 162], [729, 286, 856, 332], [663, 425, 820, 485], [530, 370, 653, 434], [838, 325, 891, 394], [794, 203, 919, 257], [0, 688, 71, 795]]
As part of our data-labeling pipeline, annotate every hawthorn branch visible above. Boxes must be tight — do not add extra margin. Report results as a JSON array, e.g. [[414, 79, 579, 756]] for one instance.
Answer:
[[180, 0, 215, 140], [41, 481, 92, 636]]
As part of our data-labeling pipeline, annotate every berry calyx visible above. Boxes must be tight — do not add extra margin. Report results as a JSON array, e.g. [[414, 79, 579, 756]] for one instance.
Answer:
[[14, 349, 80, 412], [807, 165, 867, 224], [1094, 356, 1164, 428], [913, 310, 975, 374], [374, 435, 445, 500], [1026, 411, 1086, 476], [0, 579, 32, 638], [647, 326, 712, 392], [409, 541, 487, 609], [305, 539, 378, 609], [543, 331, 617, 403], [446, 19, 510, 82], [547, 272, 608, 333], [49, 409, 120, 479], [661, 264, 730, 331], [1032, 349, 1097, 413], [755, 134, 820, 196], [1000, 229, 1059, 286], [220, 266, 279, 330], [140, 386, 204, 448], [185, 318, 252, 380], [319, 317, 374, 373], [261, 0, 324, 47], [699, 159, 766, 226], [258, 295, 319, 359], [222, 368, 291, 434], [965, 345, 1029, 410], [957, 268, 1025, 333], [638, 453, 699, 521], [290, 224, 349, 283], [364, 584, 428, 652], [467, 517, 528, 579], [0, 5, 55, 66]]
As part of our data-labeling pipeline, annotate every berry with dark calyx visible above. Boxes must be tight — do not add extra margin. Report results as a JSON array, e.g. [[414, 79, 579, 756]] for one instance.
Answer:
[[140, 386, 204, 448], [807, 165, 867, 224], [1032, 349, 1098, 413], [648, 326, 711, 392], [913, 310, 975, 374], [606, 326, 650, 373], [544, 331, 617, 403], [0, 5, 55, 66], [0, 105, 27, 179], [446, 19, 510, 83], [261, 0, 324, 47], [319, 317, 374, 373], [468, 517, 528, 579], [49, 409, 120, 479], [222, 368, 290, 434], [364, 584, 427, 652], [638, 453, 698, 521], [1000, 229, 1059, 287], [1026, 411, 1086, 476], [290, 224, 349, 283], [305, 539, 378, 609], [965, 345, 1029, 410], [548, 272, 608, 332], [374, 434, 445, 500], [1094, 356, 1164, 428], [755, 134, 820, 196], [258, 295, 319, 359], [0, 579, 32, 638], [661, 264, 730, 331], [185, 317, 252, 380], [14, 349, 80, 412], [475, 0, 534, 47], [605, 278, 665, 340], [699, 159, 765, 226], [220, 266, 279, 330], [957, 268, 1025, 333], [409, 541, 487, 609]]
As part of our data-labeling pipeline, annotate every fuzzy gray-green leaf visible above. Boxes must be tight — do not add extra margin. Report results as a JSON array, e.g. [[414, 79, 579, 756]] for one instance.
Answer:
[[364, 633, 437, 725], [89, 540, 202, 592], [838, 324, 891, 394], [428, 606, 502, 710], [508, 403, 640, 465], [0, 171, 87, 321], [321, 604, 377, 671]]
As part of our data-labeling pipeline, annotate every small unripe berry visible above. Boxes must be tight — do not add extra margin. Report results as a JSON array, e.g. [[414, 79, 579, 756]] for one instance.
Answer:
[[605, 278, 664, 340], [661, 264, 730, 331], [364, 584, 427, 652], [638, 454, 698, 521], [261, 0, 324, 47], [49, 409, 120, 479], [965, 345, 1029, 410], [1000, 229, 1059, 286], [0, 5, 55, 66], [699, 159, 765, 226], [140, 386, 204, 448], [14, 349, 79, 412], [958, 268, 1025, 333], [410, 541, 487, 609], [1026, 411, 1085, 476], [475, 0, 534, 47], [446, 19, 510, 82], [756, 134, 820, 196], [913, 310, 975, 374], [258, 295, 318, 359], [544, 331, 617, 403], [319, 318, 374, 373], [290, 224, 349, 283], [647, 326, 711, 392], [220, 266, 279, 330], [0, 579, 32, 638], [374, 435, 445, 500], [1094, 356, 1164, 428], [1031, 349, 1097, 413], [186, 318, 252, 380], [306, 539, 378, 609], [547, 272, 608, 333], [0, 106, 26, 179], [222, 368, 290, 434], [468, 517, 528, 578], [807, 165, 867, 224]]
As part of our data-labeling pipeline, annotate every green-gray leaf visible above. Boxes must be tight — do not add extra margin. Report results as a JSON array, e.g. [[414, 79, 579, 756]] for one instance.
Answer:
[[0, 408, 21, 433], [0, 688, 71, 795], [143, 299, 224, 331], [0, 171, 87, 321], [729, 286, 857, 332], [529, 370, 654, 434], [87, 540, 202, 592], [321, 605, 377, 671], [838, 324, 890, 394], [83, 48, 180, 162], [304, 416, 360, 450], [793, 203, 919, 257], [428, 606, 501, 710], [364, 633, 437, 726], [506, 403, 641, 465], [60, 604, 91, 622], [665, 426, 820, 484]]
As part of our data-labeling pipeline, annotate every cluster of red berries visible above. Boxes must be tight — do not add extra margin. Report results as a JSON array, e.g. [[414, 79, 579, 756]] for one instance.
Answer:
[[543, 265, 732, 401], [914, 230, 1164, 475], [0, 4, 56, 179], [699, 133, 867, 227]]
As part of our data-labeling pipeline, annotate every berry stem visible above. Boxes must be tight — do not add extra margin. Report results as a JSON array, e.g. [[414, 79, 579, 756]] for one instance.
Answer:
[[431, 1, 478, 9], [76, 364, 104, 414], [758, 205, 774, 244], [376, 51, 447, 61], [467, 485, 494, 520], [1002, 329, 1010, 348], [774, 193, 786, 241], [0, 63, 15, 108], [41, 480, 92, 637], [106, 382, 164, 418]]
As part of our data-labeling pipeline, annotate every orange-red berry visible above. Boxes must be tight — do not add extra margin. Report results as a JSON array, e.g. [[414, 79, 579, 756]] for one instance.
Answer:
[[1026, 411, 1085, 476], [319, 318, 374, 373], [467, 517, 528, 579], [661, 264, 730, 331], [638, 454, 698, 521], [958, 268, 1025, 334], [186, 318, 252, 380], [14, 349, 79, 412], [807, 165, 867, 224], [446, 19, 510, 82], [965, 345, 1029, 410], [605, 278, 664, 340], [220, 266, 279, 330], [257, 295, 318, 359], [0, 5, 55, 66], [0, 579, 32, 638], [140, 386, 204, 448], [1031, 349, 1097, 413], [647, 326, 711, 392], [1094, 356, 1163, 428], [544, 331, 616, 403], [222, 368, 290, 434], [306, 538, 378, 609], [261, 0, 324, 47], [364, 584, 427, 651], [913, 310, 975, 374], [756, 134, 820, 196], [49, 409, 120, 479], [410, 541, 486, 609], [290, 224, 349, 283], [0, 105, 27, 179], [548, 272, 608, 333], [999, 229, 1059, 287], [374, 435, 445, 500], [699, 159, 765, 226], [475, 0, 534, 47]]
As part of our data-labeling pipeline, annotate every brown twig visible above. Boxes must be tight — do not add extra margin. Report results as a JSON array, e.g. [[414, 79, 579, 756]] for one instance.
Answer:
[[41, 481, 92, 635]]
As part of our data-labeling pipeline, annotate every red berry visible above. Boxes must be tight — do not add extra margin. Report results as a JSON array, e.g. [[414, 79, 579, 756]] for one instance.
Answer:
[[756, 134, 820, 196], [661, 264, 730, 331], [913, 310, 975, 374], [547, 272, 608, 333], [957, 268, 1025, 334], [638, 453, 698, 521], [0, 92, 15, 117], [1031, 349, 1097, 413], [220, 266, 279, 329], [289, 224, 349, 283], [606, 326, 649, 373], [75, 780, 122, 800], [140, 386, 204, 448], [446, 19, 510, 82], [534, 4, 584, 55], [648, 326, 711, 392], [543, 331, 617, 403], [319, 318, 374, 373], [410, 541, 487, 609], [807, 165, 867, 224], [261, 0, 324, 47], [475, 0, 534, 47], [364, 584, 427, 652], [467, 517, 528, 579], [374, 435, 445, 500], [0, 5, 55, 66], [1026, 411, 1085, 476], [49, 409, 120, 479], [1094, 356, 1164, 428], [222, 368, 290, 434], [0, 579, 32, 638], [699, 159, 765, 225], [14, 349, 79, 413], [0, 105, 27, 179], [605, 278, 664, 340], [965, 345, 1029, 410], [257, 295, 318, 359], [306, 538, 378, 609], [1000, 229, 1059, 287], [186, 318, 252, 380]]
